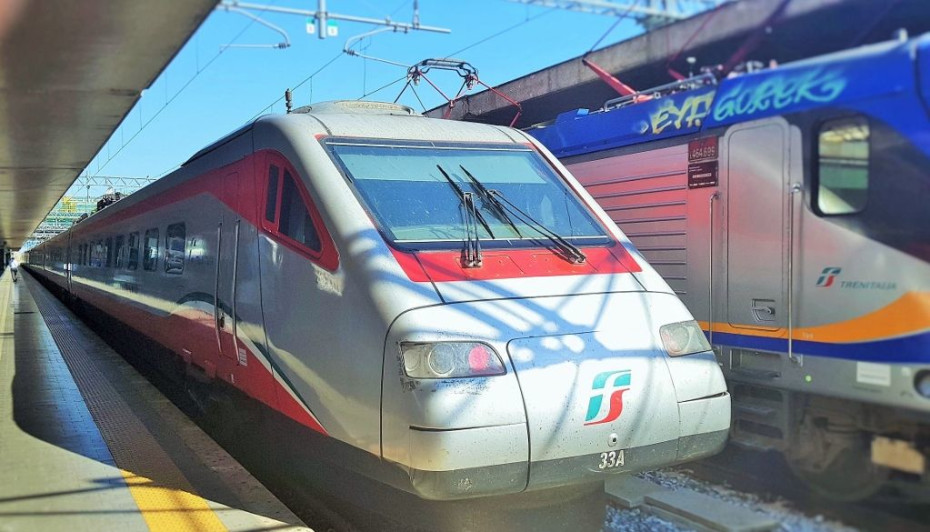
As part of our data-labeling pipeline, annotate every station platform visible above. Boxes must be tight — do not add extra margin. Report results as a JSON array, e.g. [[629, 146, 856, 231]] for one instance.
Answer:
[[0, 270, 311, 531]]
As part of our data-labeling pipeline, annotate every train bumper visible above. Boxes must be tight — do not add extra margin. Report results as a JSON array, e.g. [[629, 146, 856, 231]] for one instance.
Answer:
[[401, 426, 729, 500], [405, 423, 529, 499]]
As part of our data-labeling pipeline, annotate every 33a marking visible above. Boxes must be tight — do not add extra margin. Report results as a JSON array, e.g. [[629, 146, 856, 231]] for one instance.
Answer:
[[598, 450, 625, 470]]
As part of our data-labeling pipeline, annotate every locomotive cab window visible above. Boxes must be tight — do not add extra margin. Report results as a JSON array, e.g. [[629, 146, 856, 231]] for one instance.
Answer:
[[128, 232, 140, 270], [816, 117, 869, 215], [265, 165, 280, 223], [143, 228, 159, 271], [165, 223, 185, 274]]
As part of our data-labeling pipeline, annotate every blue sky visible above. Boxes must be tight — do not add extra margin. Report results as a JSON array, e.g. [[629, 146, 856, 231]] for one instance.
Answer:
[[85, 0, 651, 182]]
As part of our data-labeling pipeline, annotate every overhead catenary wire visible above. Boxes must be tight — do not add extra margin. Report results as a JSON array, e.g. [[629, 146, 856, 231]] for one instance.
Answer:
[[359, 5, 558, 106], [585, 0, 640, 54], [442, 6, 558, 59], [152, 2, 563, 178], [245, 51, 345, 123], [247, 0, 433, 121], [91, 0, 284, 180], [357, 75, 407, 101]]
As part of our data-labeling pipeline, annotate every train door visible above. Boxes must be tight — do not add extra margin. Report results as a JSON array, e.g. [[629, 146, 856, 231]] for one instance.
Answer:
[[723, 120, 789, 332], [215, 171, 246, 366]]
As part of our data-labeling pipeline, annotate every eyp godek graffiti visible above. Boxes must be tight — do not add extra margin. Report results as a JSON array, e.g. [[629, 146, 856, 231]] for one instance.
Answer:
[[530, 61, 854, 158], [646, 67, 849, 135]]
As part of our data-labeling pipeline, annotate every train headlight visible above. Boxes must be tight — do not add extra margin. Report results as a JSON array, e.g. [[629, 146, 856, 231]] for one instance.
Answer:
[[401, 342, 506, 379], [659, 320, 712, 357]]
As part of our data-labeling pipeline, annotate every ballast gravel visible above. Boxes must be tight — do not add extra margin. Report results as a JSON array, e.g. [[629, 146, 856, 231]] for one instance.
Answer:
[[603, 470, 856, 532]]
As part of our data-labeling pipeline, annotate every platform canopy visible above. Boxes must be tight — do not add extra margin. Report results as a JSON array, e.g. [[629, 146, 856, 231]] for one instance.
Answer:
[[0, 0, 216, 249]]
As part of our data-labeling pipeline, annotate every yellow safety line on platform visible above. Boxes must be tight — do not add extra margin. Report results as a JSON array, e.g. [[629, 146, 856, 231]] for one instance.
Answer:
[[20, 272, 228, 532], [121, 471, 228, 532]]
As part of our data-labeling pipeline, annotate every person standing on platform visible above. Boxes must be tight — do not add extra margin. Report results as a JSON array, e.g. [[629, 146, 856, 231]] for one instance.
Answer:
[[9, 257, 18, 282]]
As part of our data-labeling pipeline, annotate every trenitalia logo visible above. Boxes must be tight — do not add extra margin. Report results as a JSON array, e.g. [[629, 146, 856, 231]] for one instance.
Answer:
[[815, 266, 897, 291], [816, 267, 842, 287], [584, 370, 632, 426]]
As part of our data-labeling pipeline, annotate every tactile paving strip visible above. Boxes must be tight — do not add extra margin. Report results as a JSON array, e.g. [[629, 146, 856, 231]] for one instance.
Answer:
[[24, 275, 227, 532]]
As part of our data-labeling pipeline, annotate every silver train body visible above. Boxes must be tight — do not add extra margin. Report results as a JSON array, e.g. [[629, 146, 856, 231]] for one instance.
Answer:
[[27, 101, 729, 501]]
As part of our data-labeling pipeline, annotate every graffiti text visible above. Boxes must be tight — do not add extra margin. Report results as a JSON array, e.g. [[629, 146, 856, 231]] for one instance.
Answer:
[[650, 91, 715, 134], [713, 68, 847, 122]]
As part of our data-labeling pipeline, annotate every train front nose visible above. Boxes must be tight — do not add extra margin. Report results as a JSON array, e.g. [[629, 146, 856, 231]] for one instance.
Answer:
[[381, 292, 729, 499]]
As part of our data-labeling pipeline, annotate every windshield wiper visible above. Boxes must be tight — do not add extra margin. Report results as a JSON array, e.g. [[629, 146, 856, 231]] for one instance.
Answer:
[[459, 165, 522, 238], [488, 189, 587, 264], [437, 165, 484, 268]]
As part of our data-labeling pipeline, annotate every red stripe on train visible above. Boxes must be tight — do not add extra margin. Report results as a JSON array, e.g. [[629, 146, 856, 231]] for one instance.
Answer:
[[53, 273, 327, 434], [69, 149, 339, 272], [390, 243, 641, 282]]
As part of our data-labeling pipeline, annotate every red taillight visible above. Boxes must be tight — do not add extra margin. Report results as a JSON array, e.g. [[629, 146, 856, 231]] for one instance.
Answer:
[[468, 344, 492, 373]]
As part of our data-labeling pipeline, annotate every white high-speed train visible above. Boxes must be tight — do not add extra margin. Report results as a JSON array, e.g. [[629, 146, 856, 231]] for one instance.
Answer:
[[28, 101, 730, 504]]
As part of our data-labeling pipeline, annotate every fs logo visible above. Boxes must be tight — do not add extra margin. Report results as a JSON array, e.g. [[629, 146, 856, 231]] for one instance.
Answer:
[[584, 370, 631, 426], [816, 267, 842, 288]]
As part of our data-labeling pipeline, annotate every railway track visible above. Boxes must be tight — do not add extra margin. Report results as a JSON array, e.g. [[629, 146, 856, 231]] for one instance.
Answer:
[[678, 445, 930, 531]]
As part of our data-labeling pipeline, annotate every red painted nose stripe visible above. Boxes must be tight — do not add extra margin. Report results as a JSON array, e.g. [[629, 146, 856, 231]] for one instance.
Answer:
[[391, 243, 641, 283]]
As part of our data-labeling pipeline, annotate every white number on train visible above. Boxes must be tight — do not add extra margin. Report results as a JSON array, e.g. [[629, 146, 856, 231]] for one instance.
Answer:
[[598, 450, 624, 470]]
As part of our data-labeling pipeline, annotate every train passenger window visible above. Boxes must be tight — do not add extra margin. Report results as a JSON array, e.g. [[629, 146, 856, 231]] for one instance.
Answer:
[[105, 237, 114, 268], [94, 241, 103, 267], [165, 223, 185, 274], [265, 166, 280, 223], [128, 232, 140, 270], [816, 117, 869, 215], [114, 236, 125, 268], [278, 170, 321, 252], [143, 228, 159, 271]]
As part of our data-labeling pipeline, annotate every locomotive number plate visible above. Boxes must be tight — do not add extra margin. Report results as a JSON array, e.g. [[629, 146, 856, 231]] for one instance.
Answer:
[[597, 449, 625, 470]]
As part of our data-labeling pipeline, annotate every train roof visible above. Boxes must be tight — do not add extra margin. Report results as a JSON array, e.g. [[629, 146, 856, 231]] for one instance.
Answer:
[[184, 100, 527, 167], [529, 32, 930, 158], [34, 102, 531, 248]]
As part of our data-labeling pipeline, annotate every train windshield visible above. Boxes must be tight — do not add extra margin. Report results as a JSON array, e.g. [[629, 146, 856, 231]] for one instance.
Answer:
[[326, 139, 609, 248]]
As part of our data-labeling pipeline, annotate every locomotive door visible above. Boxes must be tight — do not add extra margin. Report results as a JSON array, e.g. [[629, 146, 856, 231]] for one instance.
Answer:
[[215, 171, 245, 365], [724, 120, 788, 332]]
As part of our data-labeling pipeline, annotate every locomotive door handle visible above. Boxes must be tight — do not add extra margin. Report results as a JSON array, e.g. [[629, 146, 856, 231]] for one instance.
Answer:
[[751, 303, 776, 322], [214, 222, 223, 356]]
